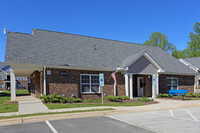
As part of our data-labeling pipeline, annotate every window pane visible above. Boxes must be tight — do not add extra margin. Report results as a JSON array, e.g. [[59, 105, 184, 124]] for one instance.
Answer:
[[167, 79, 171, 84], [81, 75, 89, 83], [91, 76, 99, 83], [82, 85, 90, 92], [91, 85, 99, 92], [172, 79, 178, 85]]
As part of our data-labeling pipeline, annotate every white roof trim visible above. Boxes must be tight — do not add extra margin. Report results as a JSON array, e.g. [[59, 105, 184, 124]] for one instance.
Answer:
[[179, 59, 199, 72], [123, 52, 164, 72]]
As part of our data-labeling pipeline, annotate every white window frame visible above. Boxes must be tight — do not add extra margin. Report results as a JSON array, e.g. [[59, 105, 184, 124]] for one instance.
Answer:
[[167, 77, 178, 90], [80, 74, 100, 93], [0, 84, 4, 89], [0, 75, 3, 80]]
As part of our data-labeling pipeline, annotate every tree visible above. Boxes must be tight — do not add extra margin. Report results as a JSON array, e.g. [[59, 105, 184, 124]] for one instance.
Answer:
[[171, 49, 187, 59], [143, 32, 176, 53], [187, 22, 200, 58]]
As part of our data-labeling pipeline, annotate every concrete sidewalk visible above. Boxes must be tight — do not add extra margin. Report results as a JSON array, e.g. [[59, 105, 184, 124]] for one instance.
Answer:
[[0, 97, 200, 117], [17, 96, 49, 114]]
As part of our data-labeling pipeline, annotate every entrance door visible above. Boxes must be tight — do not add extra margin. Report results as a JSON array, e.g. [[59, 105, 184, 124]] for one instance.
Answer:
[[137, 77, 144, 97]]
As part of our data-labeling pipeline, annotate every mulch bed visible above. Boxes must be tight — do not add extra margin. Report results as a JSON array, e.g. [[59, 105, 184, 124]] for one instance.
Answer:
[[5, 101, 18, 104], [43, 99, 158, 105], [157, 97, 200, 101]]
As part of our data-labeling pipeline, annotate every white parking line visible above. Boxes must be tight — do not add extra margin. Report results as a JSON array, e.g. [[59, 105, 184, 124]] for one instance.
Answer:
[[105, 115, 159, 133], [185, 109, 200, 122], [169, 110, 174, 117], [154, 110, 200, 123], [45, 121, 58, 133]]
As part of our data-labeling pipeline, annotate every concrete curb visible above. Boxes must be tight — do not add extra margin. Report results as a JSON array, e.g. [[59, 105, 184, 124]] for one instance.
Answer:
[[0, 110, 115, 126], [1, 104, 200, 127]]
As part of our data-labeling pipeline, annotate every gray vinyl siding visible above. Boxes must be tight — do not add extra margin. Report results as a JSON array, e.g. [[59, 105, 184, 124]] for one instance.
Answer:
[[127, 56, 158, 74]]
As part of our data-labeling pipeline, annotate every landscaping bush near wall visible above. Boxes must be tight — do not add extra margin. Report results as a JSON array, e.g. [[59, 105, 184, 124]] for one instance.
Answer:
[[137, 97, 154, 102], [104, 95, 130, 102], [185, 93, 200, 97], [156, 93, 200, 98], [40, 95, 82, 103]]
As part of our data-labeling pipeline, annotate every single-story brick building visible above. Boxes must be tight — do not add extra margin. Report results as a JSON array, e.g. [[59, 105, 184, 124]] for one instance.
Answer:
[[180, 57, 200, 92], [5, 29, 198, 101]]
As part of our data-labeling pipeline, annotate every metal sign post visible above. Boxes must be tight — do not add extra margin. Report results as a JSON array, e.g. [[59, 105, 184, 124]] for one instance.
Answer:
[[99, 73, 104, 104]]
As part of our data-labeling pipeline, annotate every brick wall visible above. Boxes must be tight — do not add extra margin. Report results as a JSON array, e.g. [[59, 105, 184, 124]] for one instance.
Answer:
[[46, 68, 125, 100], [30, 71, 41, 98], [159, 74, 194, 93]]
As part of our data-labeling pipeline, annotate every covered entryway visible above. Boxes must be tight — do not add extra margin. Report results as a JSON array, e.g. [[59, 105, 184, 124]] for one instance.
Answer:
[[123, 52, 163, 99], [9, 64, 45, 101]]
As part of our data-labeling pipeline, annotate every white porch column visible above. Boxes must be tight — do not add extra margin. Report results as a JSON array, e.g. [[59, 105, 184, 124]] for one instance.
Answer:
[[114, 83, 116, 96], [125, 73, 129, 96], [152, 74, 156, 99], [10, 69, 16, 101], [129, 73, 133, 99], [156, 74, 159, 95], [43, 66, 46, 95]]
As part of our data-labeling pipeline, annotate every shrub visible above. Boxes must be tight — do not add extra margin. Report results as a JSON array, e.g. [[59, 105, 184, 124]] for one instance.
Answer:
[[185, 93, 192, 97], [138, 97, 153, 102], [156, 94, 169, 98], [185, 93, 200, 97], [40, 95, 47, 99], [42, 95, 82, 103], [84, 99, 103, 103], [105, 95, 130, 102]]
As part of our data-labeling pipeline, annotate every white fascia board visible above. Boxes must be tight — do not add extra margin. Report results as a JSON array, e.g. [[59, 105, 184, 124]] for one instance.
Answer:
[[179, 59, 199, 72], [124, 52, 164, 72], [158, 72, 198, 76]]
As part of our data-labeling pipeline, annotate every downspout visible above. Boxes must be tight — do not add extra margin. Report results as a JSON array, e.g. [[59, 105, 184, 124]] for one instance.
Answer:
[[43, 66, 46, 95]]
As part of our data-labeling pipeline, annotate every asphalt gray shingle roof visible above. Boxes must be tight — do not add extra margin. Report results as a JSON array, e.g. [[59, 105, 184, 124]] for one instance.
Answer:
[[185, 57, 200, 69], [5, 29, 197, 75]]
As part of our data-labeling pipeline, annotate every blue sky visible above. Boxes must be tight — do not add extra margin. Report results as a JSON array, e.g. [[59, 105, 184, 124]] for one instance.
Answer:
[[0, 0, 199, 62]]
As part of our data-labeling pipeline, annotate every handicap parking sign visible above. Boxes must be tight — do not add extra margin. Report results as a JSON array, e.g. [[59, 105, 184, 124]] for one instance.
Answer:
[[99, 73, 104, 87]]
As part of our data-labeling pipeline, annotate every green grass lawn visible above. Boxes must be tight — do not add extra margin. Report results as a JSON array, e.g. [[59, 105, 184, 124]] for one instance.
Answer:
[[0, 96, 18, 113], [184, 97, 200, 100], [0, 90, 29, 113], [45, 102, 145, 109], [3, 90, 30, 96], [0, 108, 114, 119]]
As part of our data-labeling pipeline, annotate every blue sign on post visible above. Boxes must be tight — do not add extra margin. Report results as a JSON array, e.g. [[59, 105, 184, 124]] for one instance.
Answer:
[[152, 75, 156, 85], [99, 73, 104, 87]]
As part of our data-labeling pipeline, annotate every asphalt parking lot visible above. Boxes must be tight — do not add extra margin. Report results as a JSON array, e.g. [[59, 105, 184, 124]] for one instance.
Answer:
[[0, 116, 154, 133], [1, 107, 200, 133], [108, 107, 200, 133]]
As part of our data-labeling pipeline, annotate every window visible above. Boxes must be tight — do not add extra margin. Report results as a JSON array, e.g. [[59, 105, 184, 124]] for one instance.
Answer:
[[167, 77, 178, 90], [80, 74, 99, 93], [0, 84, 4, 89], [0, 75, 3, 80], [17, 84, 24, 89]]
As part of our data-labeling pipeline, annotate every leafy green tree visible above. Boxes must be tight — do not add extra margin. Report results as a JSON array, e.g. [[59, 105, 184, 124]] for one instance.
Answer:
[[187, 22, 200, 57], [172, 49, 187, 59], [143, 32, 176, 53]]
